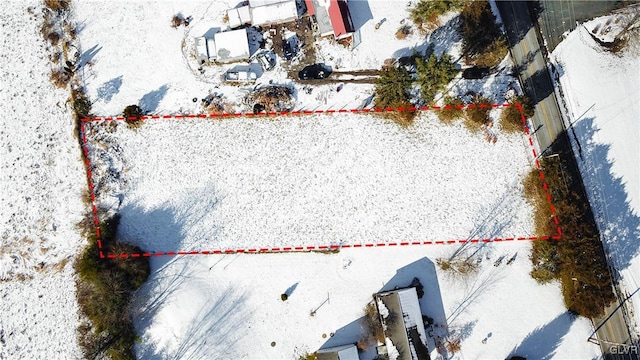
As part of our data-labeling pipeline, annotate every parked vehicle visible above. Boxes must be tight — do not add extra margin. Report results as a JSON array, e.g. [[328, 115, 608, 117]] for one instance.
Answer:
[[255, 52, 275, 71], [298, 64, 332, 80], [195, 36, 217, 64], [283, 40, 295, 60], [462, 66, 491, 79]]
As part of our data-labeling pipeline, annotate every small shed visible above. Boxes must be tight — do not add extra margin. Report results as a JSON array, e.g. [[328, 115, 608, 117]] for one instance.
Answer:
[[227, 5, 252, 28], [317, 344, 360, 360], [249, 0, 299, 26], [214, 29, 250, 63]]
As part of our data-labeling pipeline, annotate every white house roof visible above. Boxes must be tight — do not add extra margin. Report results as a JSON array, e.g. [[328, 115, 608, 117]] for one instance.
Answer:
[[249, 0, 298, 26], [249, 0, 289, 6], [226, 5, 251, 28], [213, 29, 250, 63], [317, 344, 360, 360]]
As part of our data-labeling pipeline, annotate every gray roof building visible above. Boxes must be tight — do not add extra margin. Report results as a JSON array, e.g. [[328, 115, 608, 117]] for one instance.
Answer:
[[374, 287, 431, 360]]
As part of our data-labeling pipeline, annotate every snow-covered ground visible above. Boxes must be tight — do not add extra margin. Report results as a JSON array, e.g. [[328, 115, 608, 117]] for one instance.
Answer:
[[0, 1, 608, 359], [131, 243, 600, 359], [0, 2, 84, 358], [71, 1, 604, 359], [553, 11, 640, 337], [85, 112, 536, 253]]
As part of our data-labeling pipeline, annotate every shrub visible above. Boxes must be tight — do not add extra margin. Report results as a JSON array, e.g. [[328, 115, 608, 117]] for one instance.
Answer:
[[460, 0, 504, 66], [44, 0, 70, 14], [410, 0, 464, 31], [298, 352, 317, 360], [473, 36, 508, 67], [72, 90, 92, 118], [500, 104, 524, 133], [524, 153, 615, 318], [363, 302, 385, 344], [171, 14, 185, 28], [501, 96, 534, 133], [438, 95, 465, 124], [75, 213, 150, 360], [50, 68, 70, 88], [64, 21, 78, 40], [374, 66, 416, 126], [281, 293, 288, 301], [46, 31, 61, 46], [395, 24, 413, 39], [462, 95, 492, 132], [123, 104, 144, 128], [415, 53, 458, 103], [437, 258, 478, 277], [446, 339, 462, 353]]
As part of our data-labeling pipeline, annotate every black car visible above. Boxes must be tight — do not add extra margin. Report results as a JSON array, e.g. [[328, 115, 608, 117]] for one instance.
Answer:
[[462, 66, 491, 79], [283, 39, 297, 61], [298, 64, 332, 80]]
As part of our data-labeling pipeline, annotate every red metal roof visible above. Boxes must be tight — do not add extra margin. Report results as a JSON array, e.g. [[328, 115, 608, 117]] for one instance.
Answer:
[[305, 0, 315, 16], [328, 0, 354, 38]]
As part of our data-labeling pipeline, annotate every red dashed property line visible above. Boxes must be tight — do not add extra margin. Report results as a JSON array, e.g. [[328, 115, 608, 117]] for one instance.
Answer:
[[81, 103, 562, 259], [100, 237, 558, 259], [515, 103, 562, 238], [80, 103, 507, 122], [80, 122, 105, 259]]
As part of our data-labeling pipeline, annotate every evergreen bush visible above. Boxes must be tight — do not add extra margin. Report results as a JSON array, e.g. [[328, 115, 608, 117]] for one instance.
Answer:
[[415, 53, 458, 103], [374, 66, 416, 126]]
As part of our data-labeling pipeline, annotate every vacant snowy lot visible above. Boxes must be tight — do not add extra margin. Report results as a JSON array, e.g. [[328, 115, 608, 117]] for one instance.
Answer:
[[86, 111, 537, 253]]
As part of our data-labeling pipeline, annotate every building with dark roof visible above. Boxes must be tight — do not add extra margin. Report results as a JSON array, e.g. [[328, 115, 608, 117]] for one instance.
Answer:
[[374, 287, 431, 360]]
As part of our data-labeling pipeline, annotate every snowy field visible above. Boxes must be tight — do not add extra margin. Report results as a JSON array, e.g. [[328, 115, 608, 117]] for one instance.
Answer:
[[85, 112, 538, 253], [553, 12, 640, 337], [131, 243, 601, 359], [72, 1, 604, 358], [0, 0, 613, 359], [0, 2, 84, 358]]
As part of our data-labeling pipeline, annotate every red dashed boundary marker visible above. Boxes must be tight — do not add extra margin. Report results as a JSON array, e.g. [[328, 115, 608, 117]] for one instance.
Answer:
[[79, 103, 562, 259]]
